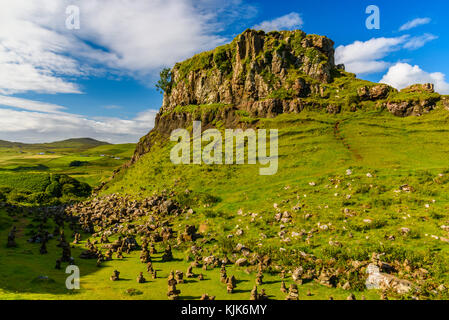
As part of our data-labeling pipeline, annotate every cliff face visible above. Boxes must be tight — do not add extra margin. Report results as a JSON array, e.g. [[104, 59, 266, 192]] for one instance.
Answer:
[[122, 29, 447, 168], [161, 29, 336, 114]]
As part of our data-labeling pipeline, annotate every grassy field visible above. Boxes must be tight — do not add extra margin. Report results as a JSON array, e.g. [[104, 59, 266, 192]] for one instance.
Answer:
[[3, 107, 449, 300], [101, 107, 449, 299], [0, 142, 135, 187], [0, 207, 378, 300]]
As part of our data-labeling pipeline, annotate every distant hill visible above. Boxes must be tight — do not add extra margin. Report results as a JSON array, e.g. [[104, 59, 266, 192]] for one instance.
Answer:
[[0, 138, 110, 151]]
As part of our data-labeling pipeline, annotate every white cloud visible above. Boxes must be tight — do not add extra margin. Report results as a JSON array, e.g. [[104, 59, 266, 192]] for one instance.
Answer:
[[335, 34, 438, 75], [0, 97, 157, 143], [0, 0, 251, 95], [403, 33, 438, 50], [335, 36, 408, 74], [0, 0, 255, 143], [253, 12, 303, 32], [380, 62, 449, 94], [399, 17, 431, 31], [0, 95, 66, 113]]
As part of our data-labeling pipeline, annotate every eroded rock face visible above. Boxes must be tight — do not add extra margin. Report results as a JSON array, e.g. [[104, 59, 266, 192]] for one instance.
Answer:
[[161, 29, 336, 114], [108, 29, 446, 176], [386, 98, 437, 117], [357, 84, 392, 101], [401, 83, 435, 94]]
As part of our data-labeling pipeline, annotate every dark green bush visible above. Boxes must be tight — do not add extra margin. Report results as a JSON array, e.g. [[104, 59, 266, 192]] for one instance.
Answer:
[[7, 190, 31, 203], [69, 160, 87, 167], [45, 181, 62, 197], [28, 192, 52, 204]]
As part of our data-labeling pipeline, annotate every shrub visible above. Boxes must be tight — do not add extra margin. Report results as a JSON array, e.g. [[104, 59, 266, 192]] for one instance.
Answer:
[[28, 192, 52, 204], [45, 181, 62, 197], [58, 175, 78, 186], [61, 184, 77, 196], [77, 182, 92, 197], [7, 190, 31, 203], [69, 160, 87, 167]]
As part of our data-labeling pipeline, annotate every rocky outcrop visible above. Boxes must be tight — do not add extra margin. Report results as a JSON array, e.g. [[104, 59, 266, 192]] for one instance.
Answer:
[[386, 96, 439, 117], [401, 83, 435, 94], [161, 29, 336, 114], [108, 29, 447, 174], [129, 105, 245, 164], [357, 84, 392, 101]]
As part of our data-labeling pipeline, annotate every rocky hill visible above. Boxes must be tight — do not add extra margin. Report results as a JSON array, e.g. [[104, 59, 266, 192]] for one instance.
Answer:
[[129, 29, 448, 166], [6, 29, 449, 301]]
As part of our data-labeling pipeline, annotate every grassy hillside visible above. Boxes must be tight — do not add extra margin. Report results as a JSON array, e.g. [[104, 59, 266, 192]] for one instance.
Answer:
[[101, 107, 449, 298], [3, 107, 449, 299], [1, 27, 449, 301], [0, 138, 109, 152], [0, 143, 135, 187]]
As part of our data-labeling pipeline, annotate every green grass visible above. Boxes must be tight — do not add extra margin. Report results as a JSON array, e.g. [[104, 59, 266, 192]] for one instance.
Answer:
[[3, 107, 449, 300], [95, 107, 449, 299], [0, 138, 109, 151], [0, 143, 135, 186], [0, 213, 378, 300], [0, 173, 51, 193]]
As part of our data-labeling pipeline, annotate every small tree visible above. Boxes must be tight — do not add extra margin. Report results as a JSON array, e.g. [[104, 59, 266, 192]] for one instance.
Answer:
[[156, 67, 172, 94]]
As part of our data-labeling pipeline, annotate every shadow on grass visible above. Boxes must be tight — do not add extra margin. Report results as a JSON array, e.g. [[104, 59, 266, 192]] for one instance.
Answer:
[[0, 205, 101, 296], [179, 295, 202, 300], [5, 164, 50, 172], [262, 280, 281, 285], [231, 289, 251, 294]]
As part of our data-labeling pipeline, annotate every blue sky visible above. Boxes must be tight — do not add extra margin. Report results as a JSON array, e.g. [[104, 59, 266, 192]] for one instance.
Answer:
[[0, 0, 447, 143]]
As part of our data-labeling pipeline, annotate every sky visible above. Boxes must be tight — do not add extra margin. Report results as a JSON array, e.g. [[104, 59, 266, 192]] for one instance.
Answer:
[[0, 0, 448, 143]]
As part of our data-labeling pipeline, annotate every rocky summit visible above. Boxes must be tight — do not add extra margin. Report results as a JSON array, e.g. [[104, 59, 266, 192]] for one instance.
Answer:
[[129, 29, 448, 165], [3, 28, 449, 301]]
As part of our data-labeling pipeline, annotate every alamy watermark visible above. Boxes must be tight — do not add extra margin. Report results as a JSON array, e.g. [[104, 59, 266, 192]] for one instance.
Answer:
[[65, 265, 80, 290], [170, 121, 278, 175], [366, 5, 380, 30], [66, 5, 80, 30]]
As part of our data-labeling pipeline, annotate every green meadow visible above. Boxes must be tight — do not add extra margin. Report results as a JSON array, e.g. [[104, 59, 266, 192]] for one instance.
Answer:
[[3, 107, 449, 300], [0, 142, 135, 187]]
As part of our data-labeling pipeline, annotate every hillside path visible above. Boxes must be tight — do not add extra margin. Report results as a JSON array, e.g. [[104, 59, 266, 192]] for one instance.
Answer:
[[334, 121, 363, 161]]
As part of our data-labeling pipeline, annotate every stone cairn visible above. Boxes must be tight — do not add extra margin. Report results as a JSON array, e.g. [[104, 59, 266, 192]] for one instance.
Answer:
[[110, 270, 120, 281], [175, 270, 184, 284], [256, 271, 264, 285], [280, 281, 287, 294], [200, 294, 215, 300], [285, 284, 299, 300], [186, 265, 195, 278], [167, 271, 180, 300], [250, 286, 259, 300], [147, 261, 154, 273], [220, 265, 227, 283], [226, 275, 236, 294], [73, 233, 81, 244], [137, 272, 146, 283], [162, 245, 173, 262]]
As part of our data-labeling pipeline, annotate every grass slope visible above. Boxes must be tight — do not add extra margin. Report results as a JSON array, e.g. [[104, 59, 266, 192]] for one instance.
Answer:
[[0, 138, 109, 151], [3, 108, 449, 299], [102, 108, 449, 298], [0, 143, 135, 187]]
